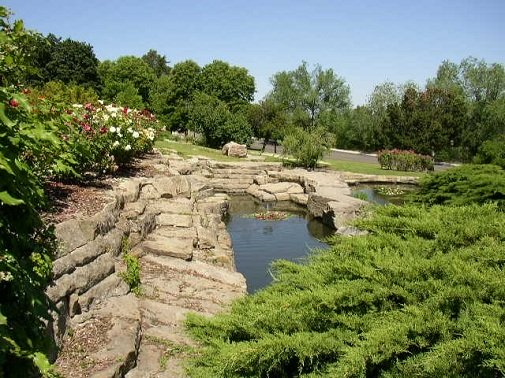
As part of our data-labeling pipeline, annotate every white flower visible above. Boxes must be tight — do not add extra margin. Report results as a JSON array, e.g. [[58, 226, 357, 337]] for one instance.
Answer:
[[132, 131, 140, 139], [112, 140, 120, 147], [116, 127, 121, 134], [117, 132, 123, 138], [109, 126, 117, 133], [125, 144, 131, 151], [128, 127, 133, 133]]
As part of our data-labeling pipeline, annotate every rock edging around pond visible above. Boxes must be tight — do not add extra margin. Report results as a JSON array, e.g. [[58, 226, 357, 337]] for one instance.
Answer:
[[48, 153, 416, 377]]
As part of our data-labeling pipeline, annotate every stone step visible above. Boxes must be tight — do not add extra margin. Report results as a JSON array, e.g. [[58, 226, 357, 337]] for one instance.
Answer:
[[139, 236, 194, 260], [142, 254, 246, 290]]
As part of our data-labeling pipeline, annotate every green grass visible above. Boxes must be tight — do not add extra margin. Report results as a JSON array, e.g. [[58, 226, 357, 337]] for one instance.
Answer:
[[154, 138, 424, 176], [323, 158, 425, 177]]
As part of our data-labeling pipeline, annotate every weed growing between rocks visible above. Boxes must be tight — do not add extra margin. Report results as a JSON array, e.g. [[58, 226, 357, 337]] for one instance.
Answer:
[[118, 238, 141, 296]]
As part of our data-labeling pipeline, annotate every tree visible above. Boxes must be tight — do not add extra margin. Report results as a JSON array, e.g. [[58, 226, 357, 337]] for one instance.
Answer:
[[381, 86, 469, 156], [268, 62, 351, 130], [141, 49, 170, 77], [99, 56, 156, 107], [188, 92, 252, 148], [199, 60, 255, 109], [149, 60, 201, 130], [247, 99, 289, 150]]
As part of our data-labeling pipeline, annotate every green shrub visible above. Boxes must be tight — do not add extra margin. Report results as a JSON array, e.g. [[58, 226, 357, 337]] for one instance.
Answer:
[[378, 149, 434, 172], [185, 204, 505, 377], [1, 9, 60, 375], [474, 136, 505, 168], [412, 164, 505, 210], [282, 127, 331, 169]]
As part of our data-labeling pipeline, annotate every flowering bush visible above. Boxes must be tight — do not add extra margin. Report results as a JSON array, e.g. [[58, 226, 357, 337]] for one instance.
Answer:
[[378, 149, 434, 172], [28, 98, 161, 176]]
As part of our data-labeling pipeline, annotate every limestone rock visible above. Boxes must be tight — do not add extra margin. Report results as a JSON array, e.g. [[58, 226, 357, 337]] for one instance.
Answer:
[[156, 213, 193, 228], [222, 141, 247, 157], [149, 176, 191, 199], [140, 236, 194, 260]]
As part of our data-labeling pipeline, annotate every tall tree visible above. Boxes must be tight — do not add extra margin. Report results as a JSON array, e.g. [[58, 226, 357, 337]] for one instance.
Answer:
[[268, 62, 350, 130], [199, 60, 255, 109], [149, 60, 201, 130], [142, 49, 170, 77], [99, 56, 156, 107]]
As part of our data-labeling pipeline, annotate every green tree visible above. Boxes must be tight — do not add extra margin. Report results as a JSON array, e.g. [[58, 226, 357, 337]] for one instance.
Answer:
[[247, 99, 289, 150], [149, 60, 201, 130], [45, 37, 101, 89], [141, 49, 170, 77], [188, 92, 252, 148], [381, 86, 468, 156], [268, 62, 351, 130], [99, 56, 156, 107], [199, 60, 255, 109]]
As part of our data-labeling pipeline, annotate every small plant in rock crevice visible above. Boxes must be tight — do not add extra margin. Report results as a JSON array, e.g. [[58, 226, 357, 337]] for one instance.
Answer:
[[118, 237, 141, 295]]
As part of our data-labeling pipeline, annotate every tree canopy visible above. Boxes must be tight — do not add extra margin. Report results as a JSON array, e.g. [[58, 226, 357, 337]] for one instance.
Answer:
[[268, 62, 351, 130]]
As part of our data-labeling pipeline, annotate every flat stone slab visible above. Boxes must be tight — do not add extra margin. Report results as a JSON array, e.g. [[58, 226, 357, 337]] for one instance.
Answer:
[[140, 236, 194, 260], [259, 182, 304, 195], [156, 213, 193, 228]]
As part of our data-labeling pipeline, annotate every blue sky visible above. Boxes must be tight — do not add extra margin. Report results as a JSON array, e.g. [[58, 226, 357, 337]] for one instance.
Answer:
[[4, 0, 504, 105]]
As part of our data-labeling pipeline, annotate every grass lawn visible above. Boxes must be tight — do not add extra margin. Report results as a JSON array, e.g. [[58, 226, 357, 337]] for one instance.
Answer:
[[155, 138, 424, 177], [323, 159, 425, 177]]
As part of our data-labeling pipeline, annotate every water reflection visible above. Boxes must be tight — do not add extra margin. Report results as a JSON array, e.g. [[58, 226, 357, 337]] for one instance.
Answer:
[[225, 195, 334, 293]]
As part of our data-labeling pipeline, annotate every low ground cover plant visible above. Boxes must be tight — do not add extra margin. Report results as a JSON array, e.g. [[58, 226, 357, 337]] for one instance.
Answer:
[[185, 204, 505, 377], [412, 164, 505, 210]]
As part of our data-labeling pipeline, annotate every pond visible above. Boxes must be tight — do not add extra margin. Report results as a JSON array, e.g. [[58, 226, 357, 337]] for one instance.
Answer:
[[225, 196, 333, 293], [351, 184, 415, 205]]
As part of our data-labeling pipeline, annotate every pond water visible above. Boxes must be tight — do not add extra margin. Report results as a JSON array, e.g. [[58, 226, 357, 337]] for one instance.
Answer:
[[225, 196, 333, 293], [351, 185, 414, 205]]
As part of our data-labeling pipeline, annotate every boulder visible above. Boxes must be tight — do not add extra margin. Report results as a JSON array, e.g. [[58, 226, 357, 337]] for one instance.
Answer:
[[222, 142, 247, 158]]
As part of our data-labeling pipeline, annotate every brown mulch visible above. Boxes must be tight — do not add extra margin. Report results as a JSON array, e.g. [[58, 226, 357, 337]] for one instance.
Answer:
[[54, 316, 114, 378], [41, 154, 161, 224]]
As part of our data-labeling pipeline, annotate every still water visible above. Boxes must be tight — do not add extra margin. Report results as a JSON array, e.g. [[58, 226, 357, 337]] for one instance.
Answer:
[[225, 196, 333, 293]]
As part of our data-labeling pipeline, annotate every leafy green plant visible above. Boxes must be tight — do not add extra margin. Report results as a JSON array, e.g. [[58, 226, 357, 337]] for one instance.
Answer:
[[412, 164, 505, 210], [282, 127, 332, 169], [474, 136, 505, 168], [0, 8, 60, 376], [118, 238, 141, 295], [185, 204, 505, 377]]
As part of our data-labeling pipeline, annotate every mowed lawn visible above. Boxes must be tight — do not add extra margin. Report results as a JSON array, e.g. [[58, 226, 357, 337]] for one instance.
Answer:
[[155, 138, 425, 177]]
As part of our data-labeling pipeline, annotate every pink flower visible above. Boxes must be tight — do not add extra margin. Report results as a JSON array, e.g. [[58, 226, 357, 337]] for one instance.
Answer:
[[84, 103, 94, 111], [82, 123, 91, 132], [100, 127, 108, 134], [9, 99, 19, 108], [122, 107, 128, 114]]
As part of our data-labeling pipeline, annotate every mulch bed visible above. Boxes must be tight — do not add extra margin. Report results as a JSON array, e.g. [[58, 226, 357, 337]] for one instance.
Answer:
[[41, 154, 161, 224]]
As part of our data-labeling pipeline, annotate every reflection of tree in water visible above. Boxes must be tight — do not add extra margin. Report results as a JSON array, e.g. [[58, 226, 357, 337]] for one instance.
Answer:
[[262, 225, 274, 234]]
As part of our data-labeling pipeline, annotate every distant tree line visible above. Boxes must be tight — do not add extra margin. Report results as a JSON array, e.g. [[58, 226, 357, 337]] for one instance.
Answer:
[[17, 29, 505, 161]]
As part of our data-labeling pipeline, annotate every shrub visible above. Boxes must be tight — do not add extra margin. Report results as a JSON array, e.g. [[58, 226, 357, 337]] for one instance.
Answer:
[[411, 164, 505, 210], [185, 204, 505, 377], [1, 19, 61, 374], [378, 149, 434, 172], [282, 127, 331, 169], [474, 136, 505, 168], [118, 238, 141, 296]]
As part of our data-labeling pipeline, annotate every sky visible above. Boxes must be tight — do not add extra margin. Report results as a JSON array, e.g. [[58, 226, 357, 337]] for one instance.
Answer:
[[4, 0, 505, 106]]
